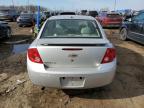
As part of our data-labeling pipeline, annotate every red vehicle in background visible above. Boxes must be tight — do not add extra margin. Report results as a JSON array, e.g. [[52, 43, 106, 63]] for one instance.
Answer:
[[96, 12, 123, 28]]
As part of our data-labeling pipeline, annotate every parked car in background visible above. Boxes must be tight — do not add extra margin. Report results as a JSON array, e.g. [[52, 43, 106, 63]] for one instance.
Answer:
[[123, 9, 133, 20], [120, 11, 144, 44], [81, 10, 87, 15], [116, 10, 126, 16], [96, 13, 123, 28], [132, 11, 140, 17], [96, 12, 123, 28], [88, 11, 98, 17], [131, 10, 144, 18], [50, 11, 58, 16], [43, 11, 51, 18], [27, 15, 116, 89], [17, 13, 34, 27], [0, 9, 19, 21], [60, 12, 76, 15], [0, 21, 11, 39]]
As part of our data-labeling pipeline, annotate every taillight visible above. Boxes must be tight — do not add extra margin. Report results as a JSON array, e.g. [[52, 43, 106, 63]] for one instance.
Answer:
[[28, 48, 43, 64], [101, 48, 116, 64]]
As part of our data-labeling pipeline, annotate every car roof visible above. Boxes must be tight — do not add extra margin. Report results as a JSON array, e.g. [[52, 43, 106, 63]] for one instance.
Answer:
[[48, 15, 96, 20]]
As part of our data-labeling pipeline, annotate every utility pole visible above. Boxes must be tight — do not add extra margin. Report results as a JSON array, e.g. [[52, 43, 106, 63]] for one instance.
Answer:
[[12, 0, 15, 9], [37, 0, 40, 31], [114, 0, 117, 11], [27, 0, 30, 12]]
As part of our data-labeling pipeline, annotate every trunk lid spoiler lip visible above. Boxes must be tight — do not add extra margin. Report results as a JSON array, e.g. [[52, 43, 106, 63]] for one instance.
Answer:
[[40, 43, 107, 47], [36, 38, 110, 47]]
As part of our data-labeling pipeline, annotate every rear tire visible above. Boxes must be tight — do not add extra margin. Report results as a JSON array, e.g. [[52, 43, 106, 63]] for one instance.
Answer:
[[120, 28, 128, 41]]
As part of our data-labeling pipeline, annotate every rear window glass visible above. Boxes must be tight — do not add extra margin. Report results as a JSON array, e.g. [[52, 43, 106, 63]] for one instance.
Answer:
[[107, 14, 121, 18], [41, 19, 101, 38], [89, 11, 98, 16], [99, 13, 107, 17], [20, 14, 33, 17]]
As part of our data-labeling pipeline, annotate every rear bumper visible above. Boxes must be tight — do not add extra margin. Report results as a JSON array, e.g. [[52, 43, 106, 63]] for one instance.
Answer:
[[102, 22, 122, 28], [103, 25, 121, 28], [27, 58, 116, 89]]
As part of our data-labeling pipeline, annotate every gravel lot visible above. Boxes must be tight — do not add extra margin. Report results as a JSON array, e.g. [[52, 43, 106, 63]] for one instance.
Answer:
[[0, 22, 144, 108]]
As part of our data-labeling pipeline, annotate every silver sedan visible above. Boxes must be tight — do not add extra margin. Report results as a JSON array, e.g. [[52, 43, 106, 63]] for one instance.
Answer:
[[27, 15, 116, 89]]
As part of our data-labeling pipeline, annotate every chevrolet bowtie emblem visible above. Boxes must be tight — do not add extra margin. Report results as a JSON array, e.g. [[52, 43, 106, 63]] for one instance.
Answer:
[[68, 54, 78, 58]]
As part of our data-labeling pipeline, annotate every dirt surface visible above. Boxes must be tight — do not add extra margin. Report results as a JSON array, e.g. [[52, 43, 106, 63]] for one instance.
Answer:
[[0, 23, 144, 108], [9, 22, 32, 41]]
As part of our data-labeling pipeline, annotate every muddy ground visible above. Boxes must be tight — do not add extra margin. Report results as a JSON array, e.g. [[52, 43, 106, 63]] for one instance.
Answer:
[[0, 22, 144, 108]]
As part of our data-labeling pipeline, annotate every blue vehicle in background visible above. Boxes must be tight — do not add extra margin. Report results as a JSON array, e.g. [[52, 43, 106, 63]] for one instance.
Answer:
[[0, 9, 19, 22], [0, 21, 11, 39], [17, 13, 34, 27], [120, 11, 144, 45]]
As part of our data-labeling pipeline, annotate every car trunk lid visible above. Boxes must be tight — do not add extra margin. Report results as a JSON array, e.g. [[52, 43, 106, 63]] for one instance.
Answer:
[[36, 38, 109, 68], [106, 14, 122, 22]]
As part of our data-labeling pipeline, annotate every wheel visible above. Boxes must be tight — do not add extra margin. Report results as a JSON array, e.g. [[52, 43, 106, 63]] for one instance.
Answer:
[[6, 28, 12, 38], [120, 28, 128, 41]]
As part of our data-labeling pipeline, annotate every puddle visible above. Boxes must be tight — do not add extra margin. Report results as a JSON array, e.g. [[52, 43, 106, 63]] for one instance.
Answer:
[[0, 43, 30, 60], [3, 39, 30, 44], [12, 44, 30, 54]]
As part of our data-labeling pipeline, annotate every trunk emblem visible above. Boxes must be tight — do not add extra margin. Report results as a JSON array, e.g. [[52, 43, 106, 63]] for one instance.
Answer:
[[68, 54, 78, 58], [68, 54, 78, 62]]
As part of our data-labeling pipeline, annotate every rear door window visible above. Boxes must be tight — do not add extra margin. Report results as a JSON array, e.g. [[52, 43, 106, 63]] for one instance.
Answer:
[[133, 12, 144, 21]]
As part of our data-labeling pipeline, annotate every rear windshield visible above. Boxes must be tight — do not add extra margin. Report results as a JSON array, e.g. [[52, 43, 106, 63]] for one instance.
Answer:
[[89, 11, 98, 15], [99, 13, 107, 17], [20, 14, 33, 17], [107, 14, 121, 18], [41, 19, 101, 38]]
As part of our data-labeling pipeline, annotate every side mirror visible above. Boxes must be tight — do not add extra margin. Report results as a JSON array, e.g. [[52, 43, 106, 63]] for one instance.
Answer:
[[128, 18, 132, 22], [124, 18, 132, 22]]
